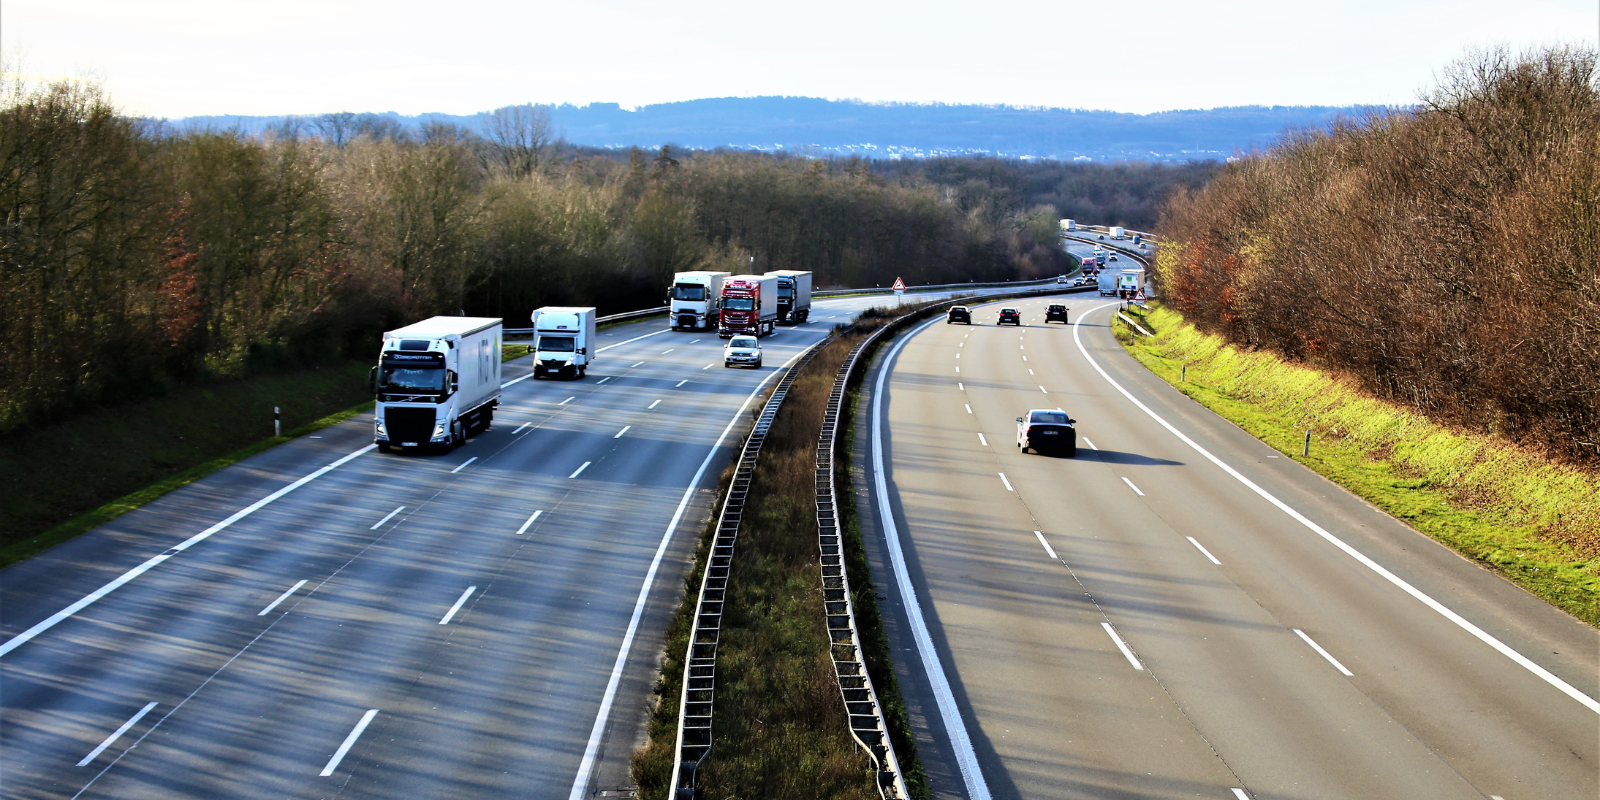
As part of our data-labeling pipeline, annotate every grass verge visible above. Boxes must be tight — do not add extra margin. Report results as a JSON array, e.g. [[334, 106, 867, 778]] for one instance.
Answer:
[[632, 309, 929, 799], [0, 361, 374, 568], [1116, 304, 1600, 627]]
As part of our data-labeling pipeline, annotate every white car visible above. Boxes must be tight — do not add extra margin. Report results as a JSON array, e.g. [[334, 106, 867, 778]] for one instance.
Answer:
[[723, 335, 762, 368]]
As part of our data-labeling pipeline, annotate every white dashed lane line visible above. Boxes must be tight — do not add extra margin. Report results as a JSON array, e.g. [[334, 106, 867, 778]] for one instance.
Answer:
[[77, 702, 158, 767], [1122, 477, 1144, 496], [257, 580, 307, 616], [1186, 536, 1222, 565], [1294, 629, 1355, 676], [438, 586, 477, 625], [515, 510, 543, 535], [1102, 623, 1144, 670]]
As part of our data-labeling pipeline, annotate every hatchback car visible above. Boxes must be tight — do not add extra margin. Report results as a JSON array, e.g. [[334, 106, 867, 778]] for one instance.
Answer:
[[947, 306, 972, 324], [1045, 304, 1069, 323], [997, 308, 1021, 326], [1108, 254, 1119, 262], [1016, 409, 1077, 456], [723, 335, 762, 368]]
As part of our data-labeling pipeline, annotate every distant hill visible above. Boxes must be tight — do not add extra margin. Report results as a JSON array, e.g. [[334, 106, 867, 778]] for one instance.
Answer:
[[174, 97, 1390, 162]]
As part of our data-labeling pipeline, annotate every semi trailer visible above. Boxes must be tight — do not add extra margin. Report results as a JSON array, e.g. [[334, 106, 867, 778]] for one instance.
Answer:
[[669, 271, 730, 331], [765, 269, 812, 324], [372, 316, 503, 452], [718, 274, 777, 337]]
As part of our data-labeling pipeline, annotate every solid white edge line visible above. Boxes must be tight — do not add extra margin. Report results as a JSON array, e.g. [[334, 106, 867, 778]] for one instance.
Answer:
[[438, 586, 477, 625], [1072, 304, 1600, 714], [977, 433, 987, 447], [1101, 622, 1144, 670], [257, 579, 308, 616], [513, 422, 531, 434], [999, 472, 1014, 492], [1186, 536, 1222, 565], [1121, 476, 1145, 496], [567, 348, 805, 800], [614, 426, 631, 439], [515, 510, 543, 535], [450, 456, 477, 474], [369, 505, 405, 530], [1034, 531, 1059, 560], [0, 444, 377, 659], [320, 709, 379, 776], [76, 702, 157, 767], [596, 328, 669, 353], [569, 461, 591, 479], [872, 316, 993, 800], [1294, 628, 1355, 676]]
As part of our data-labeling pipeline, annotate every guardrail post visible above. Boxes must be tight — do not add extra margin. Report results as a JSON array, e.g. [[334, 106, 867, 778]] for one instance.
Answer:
[[1304, 429, 1311, 457]]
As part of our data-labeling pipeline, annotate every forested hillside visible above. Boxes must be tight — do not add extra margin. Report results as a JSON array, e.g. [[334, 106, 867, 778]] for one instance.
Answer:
[[1155, 47, 1600, 466]]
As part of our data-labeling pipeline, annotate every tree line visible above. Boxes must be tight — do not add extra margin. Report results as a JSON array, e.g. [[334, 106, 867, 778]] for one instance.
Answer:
[[1155, 46, 1600, 466]]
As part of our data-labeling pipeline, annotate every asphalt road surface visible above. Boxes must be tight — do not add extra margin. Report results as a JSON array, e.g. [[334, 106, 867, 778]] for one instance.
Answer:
[[863, 292, 1598, 800], [0, 286, 1051, 799]]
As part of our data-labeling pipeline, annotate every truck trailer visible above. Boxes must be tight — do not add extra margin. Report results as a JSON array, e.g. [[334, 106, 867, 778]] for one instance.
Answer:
[[372, 316, 502, 452], [1116, 269, 1146, 299], [1097, 270, 1119, 296], [765, 269, 812, 324], [531, 307, 598, 379], [1109, 226, 1126, 239], [718, 274, 777, 337], [1059, 218, 1077, 232], [669, 271, 730, 331]]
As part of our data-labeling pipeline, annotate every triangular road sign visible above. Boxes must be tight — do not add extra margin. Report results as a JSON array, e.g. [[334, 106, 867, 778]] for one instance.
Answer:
[[891, 277, 906, 292]]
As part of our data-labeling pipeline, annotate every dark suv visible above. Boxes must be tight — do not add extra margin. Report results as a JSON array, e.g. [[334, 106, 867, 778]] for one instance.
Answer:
[[997, 308, 1021, 326], [1045, 304, 1069, 324], [947, 306, 972, 324]]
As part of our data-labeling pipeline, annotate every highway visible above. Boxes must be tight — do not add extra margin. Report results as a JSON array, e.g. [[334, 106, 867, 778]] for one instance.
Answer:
[[860, 290, 1599, 800], [0, 286, 1043, 799]]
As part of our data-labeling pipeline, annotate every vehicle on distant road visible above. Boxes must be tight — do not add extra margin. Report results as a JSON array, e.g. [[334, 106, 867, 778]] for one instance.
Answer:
[[998, 308, 1021, 326], [1108, 254, 1119, 262], [1117, 269, 1146, 299], [1110, 226, 1126, 239], [1016, 409, 1077, 456], [765, 269, 812, 324], [1056, 275, 1069, 284], [723, 335, 762, 368], [1045, 304, 1070, 323], [1098, 270, 1119, 296], [947, 306, 972, 324]]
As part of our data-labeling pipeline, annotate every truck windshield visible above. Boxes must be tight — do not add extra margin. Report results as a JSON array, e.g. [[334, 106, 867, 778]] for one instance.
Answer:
[[777, 287, 792, 299], [673, 284, 706, 301], [380, 365, 445, 393], [723, 297, 754, 310], [538, 335, 576, 352]]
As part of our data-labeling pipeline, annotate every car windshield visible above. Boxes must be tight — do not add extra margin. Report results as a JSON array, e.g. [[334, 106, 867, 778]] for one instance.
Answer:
[[730, 337, 758, 348], [379, 364, 445, 393], [672, 284, 706, 301], [538, 335, 576, 352], [1001, 309, 1017, 314], [1030, 411, 1069, 424], [723, 297, 754, 310], [1050, 305, 1065, 311]]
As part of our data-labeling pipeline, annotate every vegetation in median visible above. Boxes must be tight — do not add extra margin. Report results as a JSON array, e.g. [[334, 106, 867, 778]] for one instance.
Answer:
[[1117, 304, 1600, 627], [633, 308, 927, 799]]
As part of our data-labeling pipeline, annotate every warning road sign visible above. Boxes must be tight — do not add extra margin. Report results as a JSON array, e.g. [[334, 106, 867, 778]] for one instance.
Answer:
[[891, 277, 906, 292]]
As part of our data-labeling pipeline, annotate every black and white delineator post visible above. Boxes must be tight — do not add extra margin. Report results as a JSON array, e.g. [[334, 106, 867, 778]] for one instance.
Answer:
[[274, 406, 280, 437]]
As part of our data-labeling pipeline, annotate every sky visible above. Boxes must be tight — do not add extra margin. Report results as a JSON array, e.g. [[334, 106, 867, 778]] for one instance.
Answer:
[[5, 0, 1597, 118]]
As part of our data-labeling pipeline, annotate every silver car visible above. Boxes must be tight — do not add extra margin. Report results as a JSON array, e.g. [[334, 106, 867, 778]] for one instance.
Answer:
[[723, 335, 762, 368]]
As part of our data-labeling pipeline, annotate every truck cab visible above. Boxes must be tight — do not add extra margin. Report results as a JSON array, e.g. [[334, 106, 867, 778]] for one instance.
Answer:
[[719, 275, 777, 338], [372, 317, 502, 453], [670, 271, 730, 331], [532, 306, 597, 379]]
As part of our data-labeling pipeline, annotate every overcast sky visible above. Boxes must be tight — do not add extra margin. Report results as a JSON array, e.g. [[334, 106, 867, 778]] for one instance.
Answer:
[[5, 0, 1595, 118]]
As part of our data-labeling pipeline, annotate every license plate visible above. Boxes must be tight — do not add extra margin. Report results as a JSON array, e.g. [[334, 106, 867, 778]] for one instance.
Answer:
[[1039, 431, 1057, 435], [402, 442, 418, 447]]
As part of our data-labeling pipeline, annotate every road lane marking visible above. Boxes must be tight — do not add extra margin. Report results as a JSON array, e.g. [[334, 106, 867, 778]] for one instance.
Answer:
[[513, 422, 531, 434], [569, 462, 591, 478], [1034, 531, 1058, 560], [631, 361, 646, 368], [597, 328, 669, 352], [999, 472, 1014, 492], [1187, 537, 1222, 565], [955, 366, 960, 373], [450, 457, 477, 474], [515, 510, 543, 535], [1232, 791, 1251, 800], [870, 317, 993, 800], [0, 444, 376, 658], [77, 702, 158, 767], [502, 374, 532, 388], [596, 376, 613, 384], [1027, 369, 1034, 375], [1073, 303, 1600, 715], [1022, 355, 1028, 362], [689, 339, 701, 343], [661, 349, 675, 354], [1083, 437, 1097, 450], [956, 352, 961, 359], [438, 586, 477, 625], [1294, 629, 1354, 676], [1102, 622, 1144, 670], [958, 382, 964, 391], [1122, 477, 1144, 496], [1039, 386, 1048, 394], [614, 426, 631, 439], [568, 345, 813, 800], [648, 399, 661, 409], [703, 363, 715, 370], [559, 396, 575, 405], [258, 580, 308, 616], [320, 709, 379, 776], [370, 506, 405, 530], [675, 380, 688, 387], [965, 404, 973, 414], [977, 433, 987, 446]]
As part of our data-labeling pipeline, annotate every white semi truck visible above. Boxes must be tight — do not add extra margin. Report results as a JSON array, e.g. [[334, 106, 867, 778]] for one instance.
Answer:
[[765, 269, 812, 324], [669, 271, 730, 331], [372, 316, 503, 452], [531, 306, 598, 379], [1109, 226, 1126, 239], [1059, 219, 1077, 232]]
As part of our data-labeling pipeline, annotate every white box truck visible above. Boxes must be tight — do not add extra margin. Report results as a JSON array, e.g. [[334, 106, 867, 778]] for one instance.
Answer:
[[1060, 219, 1077, 232], [1116, 268, 1146, 298], [1097, 270, 1119, 296], [372, 316, 502, 452], [718, 274, 778, 337], [1109, 226, 1126, 239], [531, 307, 597, 379], [669, 271, 730, 331], [765, 269, 812, 324]]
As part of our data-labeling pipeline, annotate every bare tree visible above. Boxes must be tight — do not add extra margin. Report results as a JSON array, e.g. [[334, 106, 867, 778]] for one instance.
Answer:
[[481, 104, 553, 178], [313, 112, 358, 147]]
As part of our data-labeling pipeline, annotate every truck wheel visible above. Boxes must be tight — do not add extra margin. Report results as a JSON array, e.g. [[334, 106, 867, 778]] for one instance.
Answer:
[[579, 366, 587, 378], [451, 420, 464, 449], [754, 358, 763, 368]]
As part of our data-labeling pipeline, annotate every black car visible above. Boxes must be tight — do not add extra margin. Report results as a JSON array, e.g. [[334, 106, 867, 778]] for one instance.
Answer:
[[997, 308, 1021, 326], [947, 306, 972, 324], [1045, 304, 1069, 323], [1016, 409, 1077, 456]]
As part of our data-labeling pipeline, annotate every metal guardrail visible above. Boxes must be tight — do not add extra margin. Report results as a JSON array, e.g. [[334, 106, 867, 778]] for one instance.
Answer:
[[503, 306, 669, 339], [669, 338, 831, 800], [813, 277, 1059, 299]]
